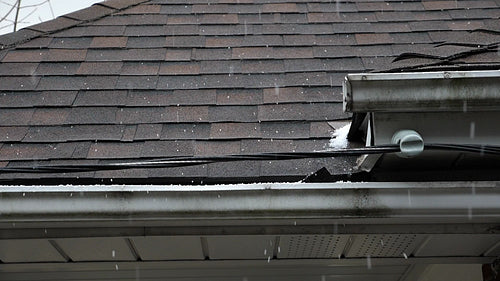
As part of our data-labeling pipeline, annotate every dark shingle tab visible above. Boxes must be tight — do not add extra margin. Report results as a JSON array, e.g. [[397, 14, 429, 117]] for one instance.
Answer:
[[422, 0, 498, 10], [116, 75, 159, 89], [37, 76, 119, 90], [0, 76, 40, 91], [0, 91, 76, 108], [99, 0, 149, 10], [66, 107, 117, 124], [73, 90, 128, 106], [0, 63, 38, 76], [0, 143, 76, 161], [142, 140, 195, 158], [44, 49, 88, 62], [135, 124, 162, 140], [49, 37, 93, 49], [64, 5, 115, 21], [0, 29, 42, 47], [195, 140, 241, 156], [260, 121, 310, 139], [210, 123, 261, 139], [258, 103, 346, 122], [34, 63, 81, 76], [117, 4, 162, 14], [26, 17, 79, 33], [169, 89, 217, 105], [209, 105, 258, 122], [23, 125, 126, 142], [159, 62, 200, 75], [88, 142, 143, 159], [90, 37, 128, 48], [77, 62, 123, 75], [160, 123, 211, 140], [17, 37, 53, 49], [0, 127, 28, 142]]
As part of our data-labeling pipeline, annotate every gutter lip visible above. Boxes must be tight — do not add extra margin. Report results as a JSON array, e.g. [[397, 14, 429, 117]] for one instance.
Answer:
[[0, 181, 499, 192], [1, 181, 500, 224], [343, 70, 500, 113], [346, 70, 500, 81]]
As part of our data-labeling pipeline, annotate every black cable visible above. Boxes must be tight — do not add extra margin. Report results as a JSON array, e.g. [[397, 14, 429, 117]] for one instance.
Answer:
[[0, 145, 399, 174], [386, 42, 499, 73], [0, 143, 499, 174]]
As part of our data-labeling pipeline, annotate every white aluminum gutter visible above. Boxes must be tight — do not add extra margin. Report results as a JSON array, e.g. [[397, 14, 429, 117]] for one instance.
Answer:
[[1, 182, 499, 225], [343, 70, 500, 112]]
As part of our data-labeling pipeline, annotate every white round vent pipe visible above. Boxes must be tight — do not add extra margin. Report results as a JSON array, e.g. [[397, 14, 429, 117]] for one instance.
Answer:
[[391, 130, 424, 158]]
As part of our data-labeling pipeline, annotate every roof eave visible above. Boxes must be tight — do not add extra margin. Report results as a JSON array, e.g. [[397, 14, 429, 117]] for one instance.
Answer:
[[1, 181, 499, 227]]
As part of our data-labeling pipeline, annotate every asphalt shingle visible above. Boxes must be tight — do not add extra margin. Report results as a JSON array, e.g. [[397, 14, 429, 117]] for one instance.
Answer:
[[0, 0, 498, 182]]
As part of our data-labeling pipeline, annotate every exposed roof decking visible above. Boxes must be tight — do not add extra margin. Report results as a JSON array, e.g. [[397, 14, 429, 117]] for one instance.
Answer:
[[0, 0, 499, 182]]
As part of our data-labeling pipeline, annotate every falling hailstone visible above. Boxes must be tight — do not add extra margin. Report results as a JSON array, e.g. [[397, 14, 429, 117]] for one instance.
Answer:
[[469, 121, 476, 139]]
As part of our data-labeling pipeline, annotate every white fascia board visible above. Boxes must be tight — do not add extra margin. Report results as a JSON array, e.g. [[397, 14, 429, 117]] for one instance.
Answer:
[[1, 182, 500, 224], [343, 70, 500, 112]]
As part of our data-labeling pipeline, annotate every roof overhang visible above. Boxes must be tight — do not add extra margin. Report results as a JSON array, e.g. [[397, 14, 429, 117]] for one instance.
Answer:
[[1, 182, 499, 281], [1, 181, 500, 228]]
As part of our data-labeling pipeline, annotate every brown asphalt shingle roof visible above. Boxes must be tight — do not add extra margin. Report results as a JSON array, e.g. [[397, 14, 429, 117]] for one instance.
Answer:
[[0, 0, 499, 183]]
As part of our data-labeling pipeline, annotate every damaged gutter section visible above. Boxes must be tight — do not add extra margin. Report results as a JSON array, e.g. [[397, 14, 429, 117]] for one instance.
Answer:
[[343, 70, 500, 113], [1, 182, 500, 224]]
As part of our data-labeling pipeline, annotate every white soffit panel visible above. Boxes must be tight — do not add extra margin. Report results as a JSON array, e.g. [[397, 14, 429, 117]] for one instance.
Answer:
[[237, 274, 401, 281], [415, 234, 500, 257], [346, 234, 423, 258], [0, 239, 65, 263], [55, 237, 136, 262], [131, 236, 204, 261], [416, 264, 483, 281], [324, 275, 401, 281], [278, 235, 349, 259], [206, 235, 275, 260]]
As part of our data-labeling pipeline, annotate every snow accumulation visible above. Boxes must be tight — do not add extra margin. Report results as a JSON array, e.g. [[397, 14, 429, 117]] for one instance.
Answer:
[[329, 123, 351, 149]]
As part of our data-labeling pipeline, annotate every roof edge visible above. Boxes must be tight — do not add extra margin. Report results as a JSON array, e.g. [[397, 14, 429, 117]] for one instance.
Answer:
[[0, 0, 150, 49], [1, 181, 500, 224]]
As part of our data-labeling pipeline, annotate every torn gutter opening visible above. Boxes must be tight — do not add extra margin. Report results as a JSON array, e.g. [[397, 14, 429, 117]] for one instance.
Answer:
[[343, 70, 500, 174], [343, 70, 500, 145]]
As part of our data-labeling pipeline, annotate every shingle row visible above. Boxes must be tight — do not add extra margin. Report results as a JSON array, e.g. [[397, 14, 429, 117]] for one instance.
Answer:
[[0, 103, 345, 125], [0, 87, 341, 107], [0, 137, 334, 160], [0, 0, 498, 181], [3, 121, 335, 143]]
